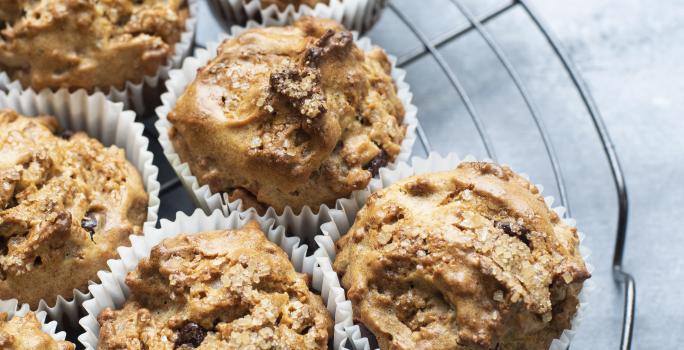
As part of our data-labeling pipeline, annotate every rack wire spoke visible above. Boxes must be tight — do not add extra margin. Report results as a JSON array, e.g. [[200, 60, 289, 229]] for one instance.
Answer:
[[390, 3, 497, 161], [516, 1, 634, 348], [397, 2, 516, 67], [448, 0, 570, 214]]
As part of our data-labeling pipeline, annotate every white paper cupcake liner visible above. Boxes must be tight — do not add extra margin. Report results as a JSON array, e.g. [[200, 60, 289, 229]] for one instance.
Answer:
[[78, 209, 350, 349], [0, 89, 161, 332], [0, 301, 67, 343], [316, 152, 595, 350], [156, 17, 418, 242], [0, 0, 198, 114], [211, 0, 386, 33]]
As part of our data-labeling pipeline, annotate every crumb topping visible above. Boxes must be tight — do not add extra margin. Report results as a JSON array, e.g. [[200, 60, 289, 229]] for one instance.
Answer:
[[97, 222, 332, 349], [0, 109, 148, 307], [334, 162, 590, 350]]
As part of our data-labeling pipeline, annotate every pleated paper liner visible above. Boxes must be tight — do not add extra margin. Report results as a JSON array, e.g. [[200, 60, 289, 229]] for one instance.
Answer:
[[316, 153, 595, 350], [210, 0, 387, 33]]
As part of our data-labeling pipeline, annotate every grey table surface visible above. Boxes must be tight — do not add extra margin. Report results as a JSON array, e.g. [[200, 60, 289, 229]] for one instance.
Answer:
[[157, 0, 682, 348]]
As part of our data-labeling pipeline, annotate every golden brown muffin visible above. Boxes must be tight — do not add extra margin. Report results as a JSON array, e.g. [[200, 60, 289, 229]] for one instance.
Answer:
[[0, 0, 188, 92], [334, 162, 591, 350], [0, 312, 75, 350], [0, 109, 148, 307], [97, 221, 332, 349], [168, 17, 406, 213], [258, 0, 329, 11]]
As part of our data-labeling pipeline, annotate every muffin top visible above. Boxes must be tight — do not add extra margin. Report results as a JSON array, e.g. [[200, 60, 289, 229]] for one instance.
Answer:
[[97, 221, 332, 349], [259, 0, 329, 11], [168, 17, 406, 212], [0, 109, 148, 307], [0, 312, 75, 350], [334, 162, 591, 350], [0, 0, 188, 92]]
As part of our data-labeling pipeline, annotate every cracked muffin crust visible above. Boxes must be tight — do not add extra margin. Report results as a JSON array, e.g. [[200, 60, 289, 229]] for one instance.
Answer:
[[258, 0, 329, 11], [0, 312, 74, 350], [334, 162, 591, 350], [97, 221, 332, 349], [168, 17, 406, 213], [0, 109, 148, 307], [0, 0, 189, 92]]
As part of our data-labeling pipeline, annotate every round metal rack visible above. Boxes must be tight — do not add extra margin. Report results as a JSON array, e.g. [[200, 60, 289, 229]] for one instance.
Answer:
[[144, 1, 636, 348]]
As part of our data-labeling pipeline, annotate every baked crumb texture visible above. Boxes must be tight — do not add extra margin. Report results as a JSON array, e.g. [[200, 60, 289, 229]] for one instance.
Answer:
[[0, 109, 148, 307], [0, 0, 188, 92], [0, 312, 74, 350], [334, 162, 591, 350], [258, 0, 330, 11], [97, 221, 332, 350], [168, 17, 406, 212]]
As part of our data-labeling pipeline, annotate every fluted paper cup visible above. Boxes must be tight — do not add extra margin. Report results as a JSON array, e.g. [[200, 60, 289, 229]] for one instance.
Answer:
[[210, 0, 386, 33]]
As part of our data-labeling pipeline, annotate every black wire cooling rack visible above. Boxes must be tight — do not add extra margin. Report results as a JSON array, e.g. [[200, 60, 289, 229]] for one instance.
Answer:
[[143, 0, 636, 348]]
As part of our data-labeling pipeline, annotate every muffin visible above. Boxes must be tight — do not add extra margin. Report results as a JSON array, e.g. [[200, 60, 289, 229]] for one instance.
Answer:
[[334, 162, 591, 350], [0, 312, 74, 350], [0, 109, 149, 307], [0, 0, 189, 93], [168, 17, 406, 213], [96, 221, 333, 349]]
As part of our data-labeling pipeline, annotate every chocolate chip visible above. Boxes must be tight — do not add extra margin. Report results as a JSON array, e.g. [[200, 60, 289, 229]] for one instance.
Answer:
[[363, 150, 388, 177], [60, 130, 74, 140], [81, 214, 97, 242], [0, 237, 7, 256], [494, 221, 531, 247], [175, 322, 207, 348], [498, 222, 514, 236]]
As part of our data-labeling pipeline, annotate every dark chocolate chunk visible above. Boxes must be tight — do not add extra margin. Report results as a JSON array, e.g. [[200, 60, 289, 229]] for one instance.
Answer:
[[0, 237, 7, 256], [304, 29, 353, 66], [494, 221, 531, 247], [363, 150, 389, 177], [175, 322, 207, 348], [60, 130, 74, 140], [81, 214, 98, 242]]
